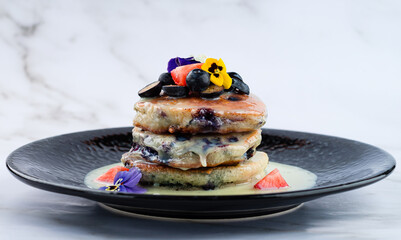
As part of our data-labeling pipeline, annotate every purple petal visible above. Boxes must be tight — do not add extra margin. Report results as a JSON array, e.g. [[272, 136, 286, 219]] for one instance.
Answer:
[[178, 57, 199, 66], [167, 58, 178, 72], [125, 185, 147, 194], [99, 186, 108, 191], [113, 169, 130, 184], [167, 57, 200, 72], [123, 168, 142, 187], [118, 185, 127, 192]]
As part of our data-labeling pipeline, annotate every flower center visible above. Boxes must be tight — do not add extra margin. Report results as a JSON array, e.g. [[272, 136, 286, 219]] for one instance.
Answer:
[[105, 178, 124, 191]]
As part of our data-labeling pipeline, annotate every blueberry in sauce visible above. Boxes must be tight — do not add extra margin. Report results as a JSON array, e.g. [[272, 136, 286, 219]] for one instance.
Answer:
[[141, 146, 158, 161], [131, 142, 140, 151], [228, 137, 239, 142], [202, 137, 222, 151], [175, 134, 191, 141], [246, 148, 255, 159], [191, 108, 223, 131], [202, 182, 216, 190], [124, 159, 134, 168], [161, 142, 172, 153]]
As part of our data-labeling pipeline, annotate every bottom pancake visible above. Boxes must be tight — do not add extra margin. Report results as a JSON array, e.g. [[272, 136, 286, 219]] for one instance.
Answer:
[[125, 151, 269, 189]]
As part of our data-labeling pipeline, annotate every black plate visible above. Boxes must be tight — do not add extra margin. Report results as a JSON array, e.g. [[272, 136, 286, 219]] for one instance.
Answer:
[[6, 127, 396, 220]]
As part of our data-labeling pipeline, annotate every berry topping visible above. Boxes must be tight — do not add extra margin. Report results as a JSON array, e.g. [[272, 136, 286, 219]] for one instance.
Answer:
[[96, 166, 129, 183], [229, 78, 250, 95], [254, 168, 289, 190], [138, 56, 250, 98], [138, 81, 163, 98], [171, 63, 203, 86], [228, 72, 243, 82], [200, 84, 224, 99], [162, 85, 189, 98], [158, 72, 175, 85], [186, 69, 210, 92]]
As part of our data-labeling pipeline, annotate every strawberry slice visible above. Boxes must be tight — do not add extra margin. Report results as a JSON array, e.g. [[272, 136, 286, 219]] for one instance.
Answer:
[[254, 168, 289, 190], [96, 166, 129, 183], [170, 63, 203, 86]]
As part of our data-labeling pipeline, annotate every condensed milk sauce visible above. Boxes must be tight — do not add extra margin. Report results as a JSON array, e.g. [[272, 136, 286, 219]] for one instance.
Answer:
[[85, 156, 317, 196]]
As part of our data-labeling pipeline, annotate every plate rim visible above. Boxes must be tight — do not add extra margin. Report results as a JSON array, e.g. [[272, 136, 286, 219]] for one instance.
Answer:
[[6, 127, 396, 201]]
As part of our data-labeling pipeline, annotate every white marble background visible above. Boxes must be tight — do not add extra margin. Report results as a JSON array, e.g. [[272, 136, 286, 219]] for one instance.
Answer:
[[0, 0, 400, 239]]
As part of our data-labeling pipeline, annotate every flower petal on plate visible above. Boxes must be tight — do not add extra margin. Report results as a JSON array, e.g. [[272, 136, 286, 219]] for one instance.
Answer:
[[126, 185, 147, 194], [123, 168, 142, 187]]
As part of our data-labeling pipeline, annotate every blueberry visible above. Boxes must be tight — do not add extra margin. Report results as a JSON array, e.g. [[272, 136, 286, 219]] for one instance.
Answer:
[[131, 142, 140, 151], [162, 85, 189, 97], [230, 78, 250, 95], [158, 72, 175, 85], [246, 148, 255, 159], [175, 134, 191, 141], [228, 72, 243, 81], [200, 85, 224, 99], [141, 146, 158, 161], [202, 182, 216, 190], [186, 69, 210, 92], [228, 137, 238, 142], [138, 81, 163, 98], [191, 108, 223, 131]]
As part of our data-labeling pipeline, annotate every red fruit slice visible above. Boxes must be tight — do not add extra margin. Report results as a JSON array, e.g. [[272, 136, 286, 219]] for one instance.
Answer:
[[96, 166, 129, 183], [170, 63, 203, 86], [254, 168, 289, 190]]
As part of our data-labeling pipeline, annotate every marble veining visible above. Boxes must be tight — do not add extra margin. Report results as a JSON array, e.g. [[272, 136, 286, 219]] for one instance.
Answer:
[[1, 0, 400, 239]]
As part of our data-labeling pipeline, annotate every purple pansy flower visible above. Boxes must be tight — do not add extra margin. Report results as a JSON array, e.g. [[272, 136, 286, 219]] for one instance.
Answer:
[[99, 167, 146, 193], [167, 57, 200, 72]]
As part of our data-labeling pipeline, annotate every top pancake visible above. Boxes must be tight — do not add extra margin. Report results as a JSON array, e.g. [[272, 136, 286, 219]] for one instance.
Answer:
[[133, 92, 267, 134]]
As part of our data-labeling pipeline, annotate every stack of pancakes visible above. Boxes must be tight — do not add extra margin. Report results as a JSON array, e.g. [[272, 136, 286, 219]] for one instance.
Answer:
[[122, 92, 268, 189]]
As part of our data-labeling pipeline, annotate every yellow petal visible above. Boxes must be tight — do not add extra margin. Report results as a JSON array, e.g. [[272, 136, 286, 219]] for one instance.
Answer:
[[217, 58, 226, 72], [210, 74, 223, 86], [201, 58, 218, 73], [222, 72, 232, 89]]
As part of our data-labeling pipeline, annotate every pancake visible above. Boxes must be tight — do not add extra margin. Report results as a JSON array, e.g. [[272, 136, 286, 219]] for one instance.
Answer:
[[133, 92, 267, 134], [126, 151, 269, 189], [121, 128, 261, 169]]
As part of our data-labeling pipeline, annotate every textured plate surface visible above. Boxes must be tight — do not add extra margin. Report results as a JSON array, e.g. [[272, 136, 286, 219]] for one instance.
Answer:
[[6, 127, 396, 219]]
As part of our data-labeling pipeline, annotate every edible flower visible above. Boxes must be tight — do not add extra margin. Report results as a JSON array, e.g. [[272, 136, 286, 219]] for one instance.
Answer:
[[99, 167, 146, 193], [167, 57, 200, 72], [201, 58, 232, 89], [192, 54, 208, 63]]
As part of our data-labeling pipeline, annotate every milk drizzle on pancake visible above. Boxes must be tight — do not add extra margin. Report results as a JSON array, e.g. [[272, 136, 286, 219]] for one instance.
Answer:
[[127, 128, 261, 169]]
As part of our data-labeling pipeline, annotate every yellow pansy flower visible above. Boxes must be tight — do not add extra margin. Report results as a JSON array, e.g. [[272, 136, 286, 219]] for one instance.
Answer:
[[201, 58, 232, 89]]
